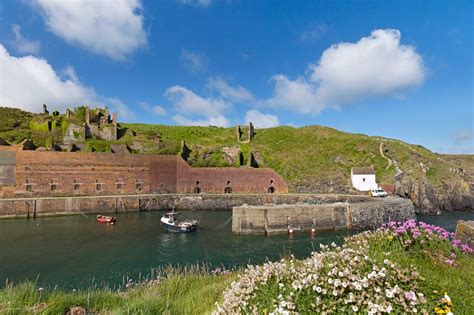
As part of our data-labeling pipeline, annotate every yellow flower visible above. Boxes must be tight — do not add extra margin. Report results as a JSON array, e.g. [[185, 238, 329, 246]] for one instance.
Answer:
[[388, 235, 394, 240]]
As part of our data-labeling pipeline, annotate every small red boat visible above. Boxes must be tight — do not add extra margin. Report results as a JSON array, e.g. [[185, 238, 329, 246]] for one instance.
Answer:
[[96, 215, 116, 224]]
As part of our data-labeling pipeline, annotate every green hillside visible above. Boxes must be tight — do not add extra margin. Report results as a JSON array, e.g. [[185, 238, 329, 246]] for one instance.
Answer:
[[0, 107, 472, 211]]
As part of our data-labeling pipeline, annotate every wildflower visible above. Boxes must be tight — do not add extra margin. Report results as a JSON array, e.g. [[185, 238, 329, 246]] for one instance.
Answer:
[[405, 291, 417, 301], [352, 305, 359, 312]]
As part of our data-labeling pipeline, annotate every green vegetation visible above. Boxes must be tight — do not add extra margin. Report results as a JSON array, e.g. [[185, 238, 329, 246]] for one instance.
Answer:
[[1, 224, 472, 314], [0, 107, 468, 192], [0, 266, 235, 315]]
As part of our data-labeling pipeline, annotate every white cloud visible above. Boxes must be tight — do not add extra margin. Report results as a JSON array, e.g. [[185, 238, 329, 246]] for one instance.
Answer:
[[177, 0, 212, 7], [265, 29, 425, 114], [207, 77, 254, 103], [0, 44, 133, 118], [244, 110, 279, 128], [32, 0, 147, 60], [138, 101, 167, 116], [180, 49, 208, 73], [10, 24, 40, 55], [164, 85, 232, 127], [300, 23, 328, 42], [172, 114, 230, 127], [164, 85, 229, 117]]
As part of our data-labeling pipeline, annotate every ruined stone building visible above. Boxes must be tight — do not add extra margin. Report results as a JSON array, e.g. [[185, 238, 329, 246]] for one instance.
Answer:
[[0, 145, 288, 198]]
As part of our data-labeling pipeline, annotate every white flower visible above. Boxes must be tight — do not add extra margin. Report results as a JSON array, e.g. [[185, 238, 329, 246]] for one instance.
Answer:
[[352, 305, 359, 312], [328, 278, 333, 284]]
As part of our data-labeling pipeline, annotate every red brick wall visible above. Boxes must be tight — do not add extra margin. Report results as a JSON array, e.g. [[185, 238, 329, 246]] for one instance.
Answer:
[[6, 149, 288, 197]]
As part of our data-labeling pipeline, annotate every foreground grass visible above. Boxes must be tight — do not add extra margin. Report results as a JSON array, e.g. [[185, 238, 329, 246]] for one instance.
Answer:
[[0, 269, 236, 314], [1, 223, 473, 314]]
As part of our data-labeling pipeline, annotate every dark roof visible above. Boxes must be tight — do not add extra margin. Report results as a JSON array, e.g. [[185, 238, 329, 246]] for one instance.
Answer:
[[352, 167, 375, 175]]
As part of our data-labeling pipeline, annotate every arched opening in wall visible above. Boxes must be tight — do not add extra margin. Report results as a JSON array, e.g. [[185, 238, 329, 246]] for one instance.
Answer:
[[136, 180, 143, 192], [96, 179, 102, 192], [224, 180, 233, 194], [268, 179, 275, 194], [193, 180, 201, 194]]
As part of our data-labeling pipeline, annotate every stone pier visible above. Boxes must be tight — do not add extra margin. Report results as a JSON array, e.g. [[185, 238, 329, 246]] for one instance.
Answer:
[[232, 197, 415, 234]]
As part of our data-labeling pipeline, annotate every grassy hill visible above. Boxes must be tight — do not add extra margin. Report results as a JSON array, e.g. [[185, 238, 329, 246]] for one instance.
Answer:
[[0, 107, 472, 212]]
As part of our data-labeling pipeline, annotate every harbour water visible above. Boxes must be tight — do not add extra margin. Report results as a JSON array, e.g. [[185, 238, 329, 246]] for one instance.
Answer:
[[0, 210, 472, 289]]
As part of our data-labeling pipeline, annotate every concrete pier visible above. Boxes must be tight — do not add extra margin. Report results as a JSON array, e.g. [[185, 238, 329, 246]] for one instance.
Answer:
[[232, 197, 416, 234]]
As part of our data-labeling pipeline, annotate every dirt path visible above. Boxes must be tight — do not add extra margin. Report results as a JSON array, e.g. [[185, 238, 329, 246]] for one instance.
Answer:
[[379, 142, 393, 170]]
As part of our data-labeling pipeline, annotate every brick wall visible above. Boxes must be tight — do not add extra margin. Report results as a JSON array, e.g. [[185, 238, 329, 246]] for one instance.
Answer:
[[2, 148, 288, 197]]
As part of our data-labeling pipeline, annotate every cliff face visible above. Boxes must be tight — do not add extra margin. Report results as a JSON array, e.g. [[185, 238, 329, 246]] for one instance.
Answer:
[[395, 177, 473, 214]]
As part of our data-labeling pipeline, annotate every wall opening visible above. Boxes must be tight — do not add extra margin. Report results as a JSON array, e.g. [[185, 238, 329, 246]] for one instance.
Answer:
[[136, 180, 143, 192], [116, 178, 124, 190], [74, 179, 80, 192], [96, 179, 102, 191], [193, 180, 201, 194], [50, 179, 57, 192], [224, 181, 233, 194], [267, 179, 275, 193], [25, 179, 33, 192]]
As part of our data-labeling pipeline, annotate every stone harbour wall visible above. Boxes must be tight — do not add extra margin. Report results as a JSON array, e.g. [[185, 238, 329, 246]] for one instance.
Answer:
[[0, 193, 373, 218], [232, 197, 415, 234]]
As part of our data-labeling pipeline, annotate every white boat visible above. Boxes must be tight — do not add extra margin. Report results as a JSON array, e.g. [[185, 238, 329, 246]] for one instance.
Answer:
[[161, 211, 198, 232]]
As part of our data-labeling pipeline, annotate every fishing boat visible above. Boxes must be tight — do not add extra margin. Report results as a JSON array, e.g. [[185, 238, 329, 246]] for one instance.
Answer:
[[161, 211, 198, 232], [96, 215, 116, 224]]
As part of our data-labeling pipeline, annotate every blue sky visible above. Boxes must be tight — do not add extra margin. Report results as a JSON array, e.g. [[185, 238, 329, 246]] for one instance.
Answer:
[[0, 0, 472, 153]]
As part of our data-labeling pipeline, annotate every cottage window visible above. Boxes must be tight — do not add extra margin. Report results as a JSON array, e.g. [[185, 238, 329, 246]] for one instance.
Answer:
[[362, 178, 366, 182]]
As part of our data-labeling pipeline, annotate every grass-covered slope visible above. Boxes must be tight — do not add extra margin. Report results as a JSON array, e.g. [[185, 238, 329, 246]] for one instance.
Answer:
[[0, 107, 472, 211]]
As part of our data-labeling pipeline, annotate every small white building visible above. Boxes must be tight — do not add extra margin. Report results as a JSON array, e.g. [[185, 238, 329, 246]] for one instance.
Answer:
[[351, 167, 378, 191]]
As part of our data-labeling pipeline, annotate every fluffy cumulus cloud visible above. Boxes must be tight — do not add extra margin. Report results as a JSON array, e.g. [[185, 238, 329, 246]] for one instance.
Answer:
[[244, 110, 279, 128], [164, 85, 231, 127], [265, 29, 425, 114], [32, 0, 147, 60], [180, 49, 208, 73], [0, 44, 133, 117], [10, 24, 40, 55], [207, 77, 254, 103]]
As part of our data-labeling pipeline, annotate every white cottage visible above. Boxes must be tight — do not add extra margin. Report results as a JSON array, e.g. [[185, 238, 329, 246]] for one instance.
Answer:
[[351, 167, 378, 191]]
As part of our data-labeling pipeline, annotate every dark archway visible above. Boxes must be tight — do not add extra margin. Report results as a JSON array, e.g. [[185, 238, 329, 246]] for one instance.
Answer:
[[193, 180, 201, 193], [268, 179, 275, 193], [224, 186, 233, 194]]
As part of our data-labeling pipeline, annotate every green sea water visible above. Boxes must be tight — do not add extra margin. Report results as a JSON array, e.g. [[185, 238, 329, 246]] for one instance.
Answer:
[[0, 210, 472, 289]]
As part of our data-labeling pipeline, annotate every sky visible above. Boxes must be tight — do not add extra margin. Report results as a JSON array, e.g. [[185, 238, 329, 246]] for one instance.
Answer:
[[0, 0, 472, 154]]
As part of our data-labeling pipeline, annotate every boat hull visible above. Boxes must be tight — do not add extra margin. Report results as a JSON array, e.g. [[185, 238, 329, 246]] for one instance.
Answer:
[[161, 222, 197, 233]]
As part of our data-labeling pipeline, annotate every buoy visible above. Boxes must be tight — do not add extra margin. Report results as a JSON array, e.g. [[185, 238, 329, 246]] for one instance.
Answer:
[[111, 222, 114, 225], [311, 228, 316, 234], [288, 229, 294, 234]]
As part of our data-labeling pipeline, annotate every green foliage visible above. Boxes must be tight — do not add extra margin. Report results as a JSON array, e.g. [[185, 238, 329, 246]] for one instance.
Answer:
[[85, 140, 111, 153], [29, 120, 50, 132], [0, 107, 34, 132], [0, 267, 236, 314]]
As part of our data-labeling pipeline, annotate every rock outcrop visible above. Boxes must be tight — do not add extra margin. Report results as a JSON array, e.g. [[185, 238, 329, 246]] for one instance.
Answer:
[[395, 177, 473, 214]]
